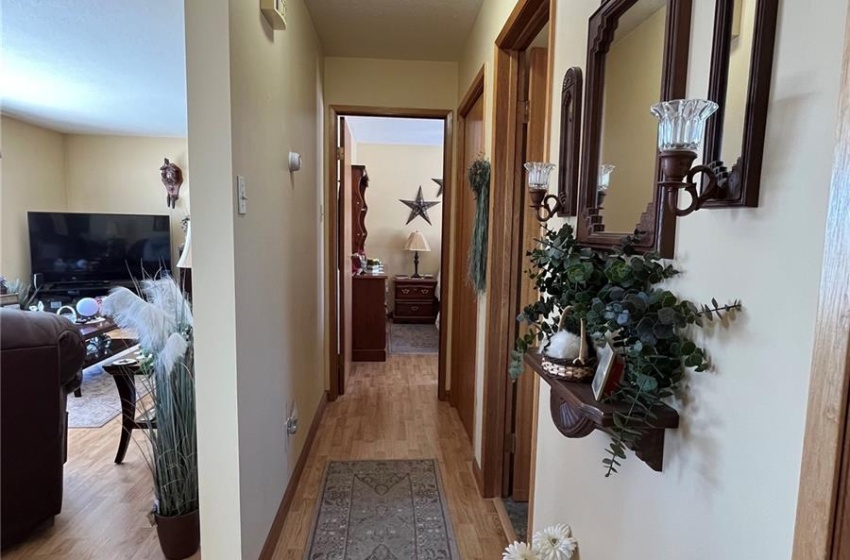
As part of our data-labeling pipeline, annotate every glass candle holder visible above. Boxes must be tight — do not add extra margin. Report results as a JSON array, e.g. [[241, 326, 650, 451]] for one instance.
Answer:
[[524, 162, 556, 191], [598, 164, 615, 191], [650, 99, 719, 151]]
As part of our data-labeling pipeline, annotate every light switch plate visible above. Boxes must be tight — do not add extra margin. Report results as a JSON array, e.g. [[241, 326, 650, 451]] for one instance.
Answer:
[[237, 176, 247, 215]]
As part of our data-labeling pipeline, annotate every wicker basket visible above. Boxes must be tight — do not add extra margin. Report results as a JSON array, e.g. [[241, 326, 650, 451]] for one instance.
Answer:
[[540, 309, 596, 382]]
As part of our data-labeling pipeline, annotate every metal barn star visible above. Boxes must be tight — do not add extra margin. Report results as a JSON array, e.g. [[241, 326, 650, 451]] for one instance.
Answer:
[[432, 178, 444, 197], [400, 186, 440, 225]]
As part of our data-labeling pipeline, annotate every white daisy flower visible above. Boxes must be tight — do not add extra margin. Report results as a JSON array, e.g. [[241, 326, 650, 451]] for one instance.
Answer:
[[502, 541, 540, 560], [532, 524, 578, 560]]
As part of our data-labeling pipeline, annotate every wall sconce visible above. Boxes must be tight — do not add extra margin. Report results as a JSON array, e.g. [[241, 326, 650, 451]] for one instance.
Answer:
[[525, 162, 559, 222], [651, 99, 732, 217], [597, 164, 615, 206]]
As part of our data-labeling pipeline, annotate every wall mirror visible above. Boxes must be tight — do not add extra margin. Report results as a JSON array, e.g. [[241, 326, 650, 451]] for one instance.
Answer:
[[702, 0, 778, 208], [576, 0, 692, 258]]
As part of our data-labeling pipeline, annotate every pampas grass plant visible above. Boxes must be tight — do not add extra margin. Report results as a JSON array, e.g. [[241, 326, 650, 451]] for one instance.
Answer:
[[102, 278, 197, 518]]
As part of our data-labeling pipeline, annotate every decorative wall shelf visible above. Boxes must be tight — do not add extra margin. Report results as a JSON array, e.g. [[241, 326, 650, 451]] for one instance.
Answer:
[[525, 352, 679, 472]]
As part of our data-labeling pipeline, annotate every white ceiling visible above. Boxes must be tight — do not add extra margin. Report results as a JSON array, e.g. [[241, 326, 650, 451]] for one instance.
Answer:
[[346, 117, 444, 146], [305, 0, 484, 61], [1, 0, 188, 136]]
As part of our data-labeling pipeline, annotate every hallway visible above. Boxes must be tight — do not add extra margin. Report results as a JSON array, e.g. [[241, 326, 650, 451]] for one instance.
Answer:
[[271, 354, 508, 559]]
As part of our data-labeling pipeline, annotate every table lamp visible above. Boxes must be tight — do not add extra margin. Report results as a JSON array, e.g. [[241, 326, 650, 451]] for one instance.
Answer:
[[177, 221, 193, 297], [403, 231, 431, 278]]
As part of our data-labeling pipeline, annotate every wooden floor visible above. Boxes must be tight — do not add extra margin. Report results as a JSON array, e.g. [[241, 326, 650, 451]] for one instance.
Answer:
[[2, 401, 200, 560], [3, 355, 504, 559], [271, 354, 508, 559]]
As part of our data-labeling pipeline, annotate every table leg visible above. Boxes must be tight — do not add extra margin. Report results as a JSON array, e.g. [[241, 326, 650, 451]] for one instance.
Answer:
[[112, 372, 137, 464]]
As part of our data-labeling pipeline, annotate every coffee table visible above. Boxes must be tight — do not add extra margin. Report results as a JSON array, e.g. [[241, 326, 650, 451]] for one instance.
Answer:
[[73, 319, 137, 397]]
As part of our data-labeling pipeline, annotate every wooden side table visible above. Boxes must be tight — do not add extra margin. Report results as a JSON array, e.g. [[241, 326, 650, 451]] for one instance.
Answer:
[[394, 277, 438, 324], [102, 357, 156, 464]]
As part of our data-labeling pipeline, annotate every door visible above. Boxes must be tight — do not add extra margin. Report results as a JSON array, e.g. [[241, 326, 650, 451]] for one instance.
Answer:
[[833, 375, 850, 558], [337, 117, 354, 396], [506, 47, 549, 501], [451, 85, 484, 443]]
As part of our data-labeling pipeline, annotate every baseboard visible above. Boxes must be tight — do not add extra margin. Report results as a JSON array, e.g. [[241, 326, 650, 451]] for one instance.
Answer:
[[472, 456, 485, 496], [493, 497, 518, 543], [258, 391, 328, 560]]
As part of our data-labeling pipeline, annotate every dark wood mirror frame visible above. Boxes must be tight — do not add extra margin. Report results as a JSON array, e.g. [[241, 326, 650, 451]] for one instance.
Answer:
[[576, 0, 693, 258], [557, 67, 583, 217], [701, 0, 778, 209]]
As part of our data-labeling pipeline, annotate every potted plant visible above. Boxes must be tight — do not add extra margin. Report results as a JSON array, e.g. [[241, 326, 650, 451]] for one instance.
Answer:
[[512, 224, 740, 476], [102, 278, 199, 559]]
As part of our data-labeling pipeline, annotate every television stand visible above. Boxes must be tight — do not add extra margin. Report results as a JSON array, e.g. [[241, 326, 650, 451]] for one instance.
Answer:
[[33, 280, 137, 312]]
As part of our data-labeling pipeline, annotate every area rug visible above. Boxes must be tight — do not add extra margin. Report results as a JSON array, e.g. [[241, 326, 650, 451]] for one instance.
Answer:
[[504, 497, 529, 542], [305, 460, 459, 560], [67, 346, 149, 429], [389, 322, 439, 355]]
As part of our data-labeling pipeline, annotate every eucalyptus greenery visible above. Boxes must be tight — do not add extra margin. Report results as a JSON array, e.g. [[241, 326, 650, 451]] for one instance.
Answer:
[[511, 224, 740, 476], [467, 157, 491, 293]]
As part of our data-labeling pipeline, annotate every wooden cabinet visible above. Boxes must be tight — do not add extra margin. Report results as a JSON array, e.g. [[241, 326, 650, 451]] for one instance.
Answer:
[[351, 165, 369, 254], [352, 274, 387, 362], [394, 277, 438, 324]]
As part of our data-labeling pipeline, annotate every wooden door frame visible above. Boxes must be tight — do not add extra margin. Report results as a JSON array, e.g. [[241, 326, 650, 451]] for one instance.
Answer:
[[792, 10, 850, 559], [327, 105, 454, 402], [478, 0, 553, 499]]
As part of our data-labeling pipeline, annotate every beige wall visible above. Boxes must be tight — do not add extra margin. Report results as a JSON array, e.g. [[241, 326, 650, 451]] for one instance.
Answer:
[[185, 0, 325, 557], [0, 116, 190, 283], [533, 1, 848, 559], [357, 143, 444, 310], [325, 57, 458, 110], [599, 7, 666, 232], [65, 135, 190, 268], [0, 116, 68, 282]]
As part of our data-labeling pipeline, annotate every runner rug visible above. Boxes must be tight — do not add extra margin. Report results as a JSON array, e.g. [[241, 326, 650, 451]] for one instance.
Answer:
[[305, 460, 460, 560]]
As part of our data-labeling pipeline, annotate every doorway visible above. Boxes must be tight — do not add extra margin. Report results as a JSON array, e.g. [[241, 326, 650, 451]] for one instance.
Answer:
[[477, 0, 554, 539], [451, 69, 485, 445], [327, 107, 454, 401]]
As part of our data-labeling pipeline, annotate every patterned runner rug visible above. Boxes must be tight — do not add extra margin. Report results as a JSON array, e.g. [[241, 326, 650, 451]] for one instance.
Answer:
[[388, 322, 439, 355], [306, 460, 459, 559]]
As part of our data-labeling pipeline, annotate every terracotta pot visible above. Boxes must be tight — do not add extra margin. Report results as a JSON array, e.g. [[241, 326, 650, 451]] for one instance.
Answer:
[[155, 510, 200, 559]]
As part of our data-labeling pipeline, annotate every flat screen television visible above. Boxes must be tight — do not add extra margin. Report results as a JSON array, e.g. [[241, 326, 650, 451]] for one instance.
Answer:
[[28, 211, 172, 284]]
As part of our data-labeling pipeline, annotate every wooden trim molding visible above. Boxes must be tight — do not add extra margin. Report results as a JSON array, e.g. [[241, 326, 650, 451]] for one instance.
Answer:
[[327, 105, 453, 403], [479, 0, 551, 499], [792, 9, 850, 559], [460, 66, 486, 117], [439, 113, 455, 401], [259, 391, 328, 560]]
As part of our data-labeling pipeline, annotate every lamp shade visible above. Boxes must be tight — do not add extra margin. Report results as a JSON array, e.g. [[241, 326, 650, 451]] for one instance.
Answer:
[[177, 222, 193, 269], [403, 231, 431, 252]]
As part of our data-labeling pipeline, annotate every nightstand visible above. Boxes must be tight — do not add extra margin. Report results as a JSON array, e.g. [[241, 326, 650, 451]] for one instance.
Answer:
[[394, 277, 437, 324]]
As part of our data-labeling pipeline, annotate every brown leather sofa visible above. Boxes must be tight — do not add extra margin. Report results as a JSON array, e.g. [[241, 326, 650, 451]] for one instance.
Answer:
[[1, 309, 85, 548]]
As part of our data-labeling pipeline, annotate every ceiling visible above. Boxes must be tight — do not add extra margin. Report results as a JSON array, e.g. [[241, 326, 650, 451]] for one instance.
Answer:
[[1, 0, 187, 136], [346, 117, 444, 146], [305, 0, 485, 61]]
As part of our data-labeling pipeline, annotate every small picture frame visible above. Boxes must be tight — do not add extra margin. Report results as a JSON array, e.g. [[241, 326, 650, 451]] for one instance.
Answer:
[[592, 343, 624, 401]]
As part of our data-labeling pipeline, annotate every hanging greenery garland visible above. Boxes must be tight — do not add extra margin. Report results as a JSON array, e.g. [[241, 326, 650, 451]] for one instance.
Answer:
[[467, 157, 490, 293]]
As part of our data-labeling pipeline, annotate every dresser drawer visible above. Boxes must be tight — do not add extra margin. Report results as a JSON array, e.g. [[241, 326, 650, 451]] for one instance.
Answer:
[[395, 283, 436, 301], [395, 301, 434, 319]]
